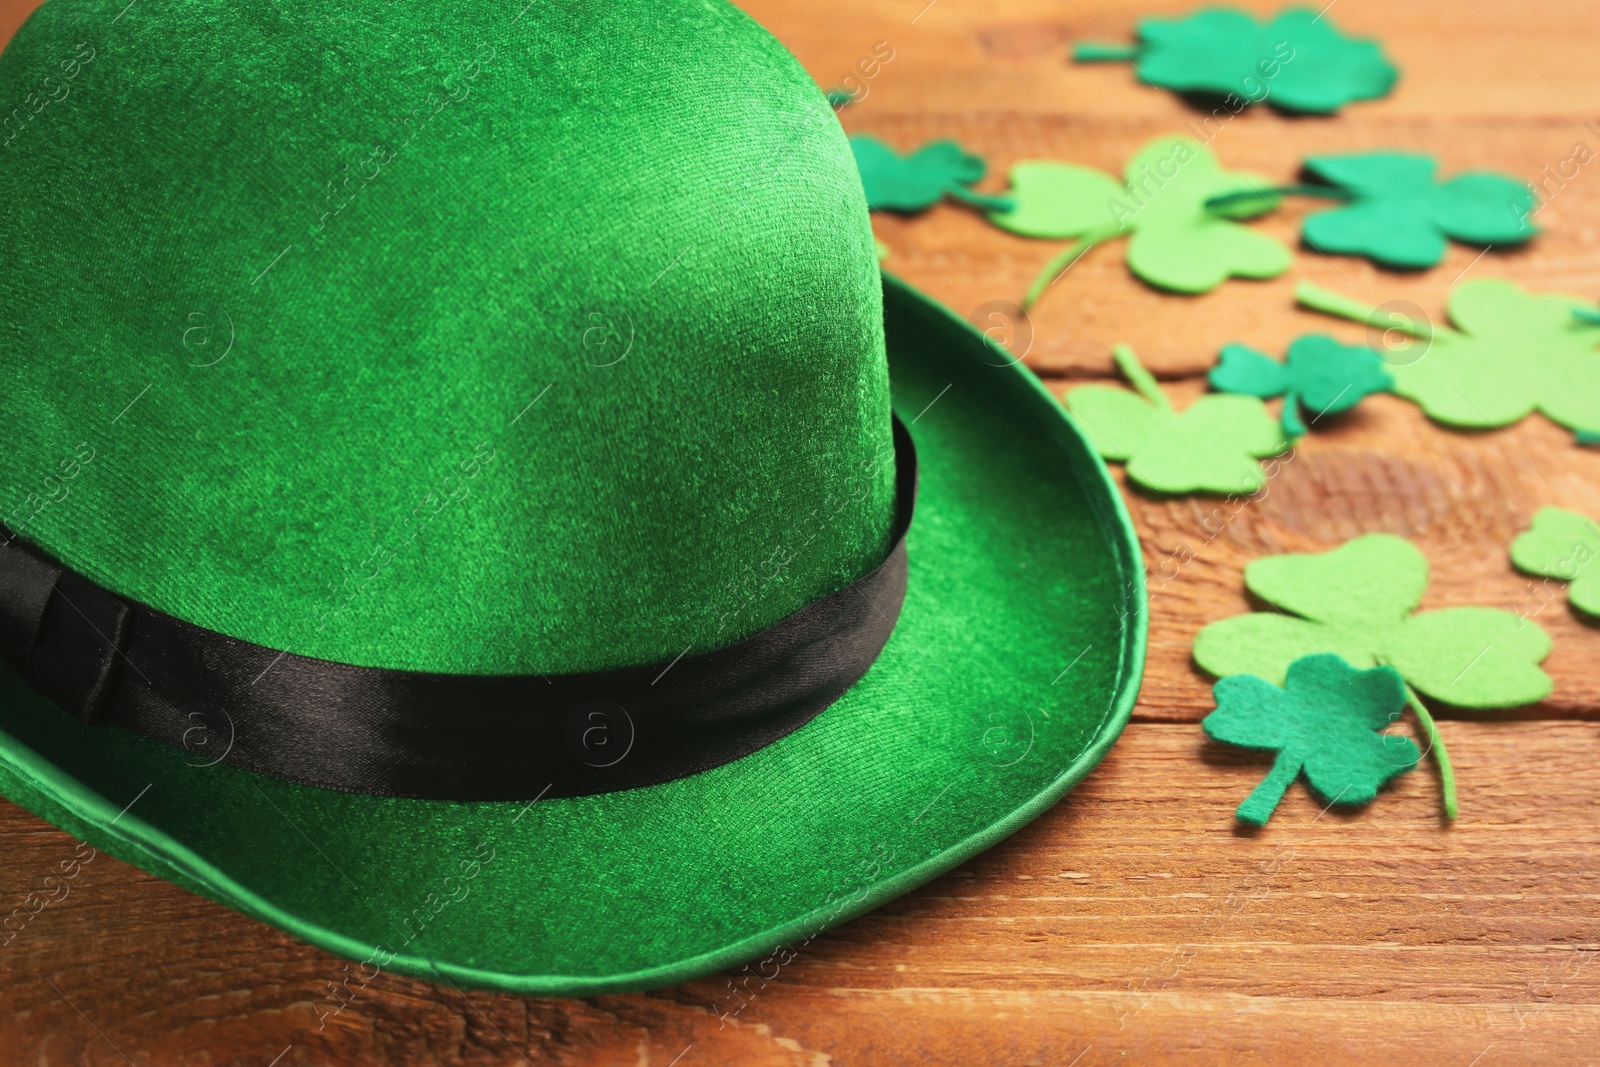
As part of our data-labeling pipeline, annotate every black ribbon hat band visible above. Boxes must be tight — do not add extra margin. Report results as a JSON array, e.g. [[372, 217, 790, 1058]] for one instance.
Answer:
[[0, 419, 917, 801]]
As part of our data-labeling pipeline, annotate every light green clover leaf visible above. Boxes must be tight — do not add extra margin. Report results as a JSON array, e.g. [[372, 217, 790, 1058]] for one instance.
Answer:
[[1510, 507, 1600, 618], [1195, 533, 1553, 709], [990, 136, 1291, 302], [1296, 279, 1600, 435], [1066, 344, 1287, 494]]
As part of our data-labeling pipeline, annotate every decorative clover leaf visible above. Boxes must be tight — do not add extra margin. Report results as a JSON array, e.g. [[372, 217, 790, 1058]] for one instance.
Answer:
[[1209, 334, 1393, 436], [1298, 152, 1537, 269], [1297, 280, 1600, 435], [1195, 533, 1553, 708], [1204, 654, 1418, 826], [848, 135, 1012, 214], [991, 136, 1290, 302], [1074, 7, 1398, 115], [1511, 507, 1600, 619], [1196, 534, 1553, 820], [1066, 345, 1287, 494]]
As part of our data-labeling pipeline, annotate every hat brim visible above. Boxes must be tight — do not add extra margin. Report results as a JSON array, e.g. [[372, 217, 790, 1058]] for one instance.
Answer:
[[0, 274, 1146, 996]]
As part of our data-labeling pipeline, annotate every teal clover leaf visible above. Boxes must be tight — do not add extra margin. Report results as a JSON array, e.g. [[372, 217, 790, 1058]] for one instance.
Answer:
[[1208, 334, 1393, 435], [1301, 151, 1537, 269], [1075, 7, 1398, 115], [1204, 653, 1418, 826], [848, 135, 1010, 214]]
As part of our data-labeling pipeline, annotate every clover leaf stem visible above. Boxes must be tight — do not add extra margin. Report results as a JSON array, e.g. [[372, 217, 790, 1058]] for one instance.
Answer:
[[1295, 282, 1443, 341], [1280, 388, 1306, 438], [1237, 749, 1302, 827], [1204, 185, 1353, 214], [1401, 682, 1457, 822], [1574, 307, 1600, 325], [1111, 344, 1173, 413], [1021, 224, 1124, 312], [946, 186, 1016, 214], [1578, 430, 1600, 446], [1071, 42, 1141, 62]]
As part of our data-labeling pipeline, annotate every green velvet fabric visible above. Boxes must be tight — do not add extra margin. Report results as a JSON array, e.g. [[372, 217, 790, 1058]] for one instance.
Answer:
[[0, 0, 1148, 996], [0, 277, 1146, 994], [0, 0, 893, 674]]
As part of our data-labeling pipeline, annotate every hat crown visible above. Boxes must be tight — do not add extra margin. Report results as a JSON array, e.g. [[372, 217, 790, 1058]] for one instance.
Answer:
[[0, 0, 893, 673]]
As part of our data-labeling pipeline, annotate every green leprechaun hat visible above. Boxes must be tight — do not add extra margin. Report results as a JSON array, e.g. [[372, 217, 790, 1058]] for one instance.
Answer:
[[0, 0, 1144, 994]]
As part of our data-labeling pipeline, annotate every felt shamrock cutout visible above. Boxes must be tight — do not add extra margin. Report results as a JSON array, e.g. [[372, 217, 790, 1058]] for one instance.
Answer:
[[1195, 533, 1555, 819], [1208, 334, 1394, 436], [1204, 653, 1418, 826], [1065, 344, 1288, 494], [1510, 507, 1600, 619], [1297, 152, 1537, 269], [989, 136, 1290, 306], [1073, 7, 1398, 115], [1195, 534, 1553, 706], [1297, 280, 1600, 439], [848, 135, 1012, 215]]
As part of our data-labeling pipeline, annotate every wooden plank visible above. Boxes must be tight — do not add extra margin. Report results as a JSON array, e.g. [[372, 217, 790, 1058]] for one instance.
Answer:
[[1056, 383, 1600, 723], [1, 722, 1598, 1064], [782, 0, 1600, 375]]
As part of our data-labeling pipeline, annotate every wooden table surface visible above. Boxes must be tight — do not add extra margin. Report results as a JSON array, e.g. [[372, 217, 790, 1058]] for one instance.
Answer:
[[3, 0, 1600, 1063]]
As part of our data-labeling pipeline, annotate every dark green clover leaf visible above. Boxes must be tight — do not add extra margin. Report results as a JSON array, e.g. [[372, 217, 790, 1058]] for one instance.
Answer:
[[1074, 7, 1398, 115], [1204, 653, 1418, 827], [1208, 334, 1393, 435], [1300, 152, 1537, 269], [848, 135, 1011, 214], [1195, 533, 1556, 820]]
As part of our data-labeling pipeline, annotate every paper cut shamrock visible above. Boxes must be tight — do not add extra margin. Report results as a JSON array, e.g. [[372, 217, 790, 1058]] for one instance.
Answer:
[[1298, 152, 1537, 268], [1073, 7, 1398, 115], [1297, 280, 1600, 440], [1209, 335, 1393, 436], [849, 135, 1012, 214], [1204, 654, 1418, 826], [1511, 507, 1600, 619], [1066, 344, 1287, 494], [1195, 534, 1555, 819], [989, 136, 1290, 305]]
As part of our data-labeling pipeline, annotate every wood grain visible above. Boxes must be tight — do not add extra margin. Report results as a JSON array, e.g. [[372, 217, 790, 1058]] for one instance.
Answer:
[[2, 0, 1599, 1063]]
